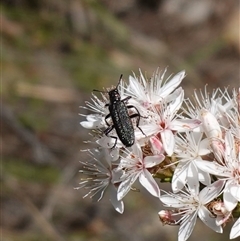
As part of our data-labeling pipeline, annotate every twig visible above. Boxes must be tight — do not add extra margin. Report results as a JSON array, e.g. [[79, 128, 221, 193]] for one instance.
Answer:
[[1, 103, 57, 165]]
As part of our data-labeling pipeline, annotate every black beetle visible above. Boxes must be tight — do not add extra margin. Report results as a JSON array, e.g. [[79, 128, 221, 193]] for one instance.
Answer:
[[93, 75, 145, 148]]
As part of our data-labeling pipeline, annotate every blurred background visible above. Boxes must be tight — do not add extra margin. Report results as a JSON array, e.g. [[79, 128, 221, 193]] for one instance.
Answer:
[[1, 0, 239, 241]]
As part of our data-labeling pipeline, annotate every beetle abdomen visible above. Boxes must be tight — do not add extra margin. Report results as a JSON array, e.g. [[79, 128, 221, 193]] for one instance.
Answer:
[[109, 102, 135, 147]]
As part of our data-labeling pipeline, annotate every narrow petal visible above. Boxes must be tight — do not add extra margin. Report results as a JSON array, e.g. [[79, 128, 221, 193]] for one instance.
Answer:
[[128, 76, 145, 98], [109, 184, 124, 214], [197, 167, 211, 186], [144, 155, 165, 168], [172, 162, 187, 193], [230, 217, 240, 239], [161, 129, 175, 156], [159, 194, 192, 209], [168, 88, 184, 114], [139, 169, 160, 197], [224, 185, 238, 211], [86, 114, 102, 122], [117, 174, 138, 200], [225, 131, 236, 160], [198, 206, 223, 233], [230, 185, 240, 201], [178, 212, 197, 241], [198, 138, 211, 155], [132, 144, 143, 160], [199, 180, 225, 204], [161, 70, 185, 98], [196, 160, 231, 177], [187, 162, 199, 195], [170, 119, 201, 131], [80, 120, 101, 129]]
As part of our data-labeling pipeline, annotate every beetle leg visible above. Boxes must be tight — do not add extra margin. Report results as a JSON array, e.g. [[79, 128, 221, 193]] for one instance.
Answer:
[[121, 96, 131, 103], [104, 113, 112, 127], [104, 124, 114, 135], [127, 105, 146, 136], [129, 112, 146, 137], [103, 125, 118, 148], [127, 105, 146, 118], [109, 136, 118, 149]]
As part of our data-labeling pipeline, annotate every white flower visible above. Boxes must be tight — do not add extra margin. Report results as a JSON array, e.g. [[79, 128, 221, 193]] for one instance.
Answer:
[[126, 68, 185, 109], [183, 87, 235, 127], [160, 180, 224, 241], [230, 217, 240, 239], [216, 88, 239, 128], [196, 131, 240, 212], [75, 148, 124, 213], [172, 132, 211, 193], [80, 93, 109, 129], [117, 144, 165, 200], [138, 91, 201, 155]]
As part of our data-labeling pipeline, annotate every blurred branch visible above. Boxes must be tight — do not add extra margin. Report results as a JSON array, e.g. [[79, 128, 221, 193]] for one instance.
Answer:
[[1, 104, 58, 165], [41, 160, 80, 219], [16, 82, 79, 103], [4, 174, 67, 241]]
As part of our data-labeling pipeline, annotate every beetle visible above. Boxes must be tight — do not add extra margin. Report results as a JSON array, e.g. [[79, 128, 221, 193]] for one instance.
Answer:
[[93, 75, 145, 148]]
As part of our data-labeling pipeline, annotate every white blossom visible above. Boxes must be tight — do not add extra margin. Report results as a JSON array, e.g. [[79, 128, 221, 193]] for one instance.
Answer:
[[172, 131, 211, 193], [196, 131, 240, 212], [160, 180, 224, 241], [78, 68, 240, 239], [126, 68, 185, 108], [117, 144, 164, 200], [75, 148, 124, 213]]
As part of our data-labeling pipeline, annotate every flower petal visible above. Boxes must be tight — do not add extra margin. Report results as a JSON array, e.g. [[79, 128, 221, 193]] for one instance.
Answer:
[[144, 155, 165, 168], [196, 160, 231, 177], [178, 212, 197, 241], [230, 217, 240, 239], [187, 162, 199, 195], [198, 138, 211, 155], [172, 161, 187, 193], [109, 184, 124, 214], [161, 129, 175, 156], [170, 119, 201, 131], [161, 70, 185, 98], [224, 183, 238, 211], [199, 180, 225, 204], [197, 167, 211, 186], [198, 206, 223, 233], [168, 88, 184, 114], [229, 185, 240, 201], [160, 195, 187, 208], [139, 169, 160, 197], [117, 174, 139, 200], [80, 120, 101, 129]]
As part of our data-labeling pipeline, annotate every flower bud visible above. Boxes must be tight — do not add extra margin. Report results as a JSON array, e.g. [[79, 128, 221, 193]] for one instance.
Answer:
[[200, 108, 222, 140]]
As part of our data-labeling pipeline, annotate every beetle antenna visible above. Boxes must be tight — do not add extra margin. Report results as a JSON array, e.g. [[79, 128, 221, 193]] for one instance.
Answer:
[[116, 74, 123, 88], [93, 74, 123, 93], [92, 89, 108, 93]]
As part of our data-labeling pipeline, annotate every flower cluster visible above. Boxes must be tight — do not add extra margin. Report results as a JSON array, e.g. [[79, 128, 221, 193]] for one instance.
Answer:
[[77, 68, 240, 241]]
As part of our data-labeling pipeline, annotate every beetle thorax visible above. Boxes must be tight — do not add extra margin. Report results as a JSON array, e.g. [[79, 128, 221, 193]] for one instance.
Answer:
[[109, 89, 121, 102]]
